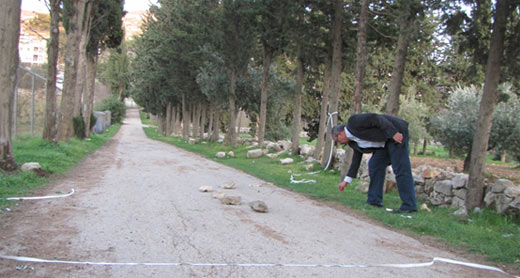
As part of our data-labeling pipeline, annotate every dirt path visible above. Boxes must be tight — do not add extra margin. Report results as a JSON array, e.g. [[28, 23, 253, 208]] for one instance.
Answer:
[[0, 109, 513, 278]]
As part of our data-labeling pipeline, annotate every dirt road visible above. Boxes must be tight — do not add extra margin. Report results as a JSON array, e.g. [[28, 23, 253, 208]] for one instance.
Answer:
[[0, 109, 511, 277]]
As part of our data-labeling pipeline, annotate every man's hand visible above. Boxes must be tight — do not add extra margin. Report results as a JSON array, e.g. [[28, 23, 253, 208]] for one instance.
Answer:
[[338, 181, 349, 192], [392, 132, 403, 144]]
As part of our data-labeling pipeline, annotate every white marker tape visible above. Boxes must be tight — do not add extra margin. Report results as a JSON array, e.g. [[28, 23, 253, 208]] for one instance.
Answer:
[[290, 174, 316, 184], [5, 189, 75, 201], [0, 254, 517, 277]]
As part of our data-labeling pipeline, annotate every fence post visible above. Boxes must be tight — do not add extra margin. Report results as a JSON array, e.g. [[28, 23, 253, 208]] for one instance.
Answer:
[[31, 75, 35, 136], [13, 85, 18, 138]]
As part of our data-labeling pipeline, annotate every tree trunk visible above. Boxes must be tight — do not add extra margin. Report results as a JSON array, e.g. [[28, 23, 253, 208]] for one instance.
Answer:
[[43, 0, 60, 142], [210, 108, 220, 142], [466, 0, 509, 211], [57, 0, 86, 141], [236, 109, 242, 137], [192, 103, 200, 138], [182, 94, 189, 139], [384, 5, 413, 116], [199, 102, 206, 139], [352, 0, 370, 114], [422, 139, 428, 155], [83, 55, 97, 138], [175, 104, 182, 135], [314, 61, 331, 160], [166, 102, 172, 136], [0, 0, 21, 171], [225, 68, 237, 147], [208, 103, 214, 136], [258, 49, 272, 147], [171, 104, 177, 136], [322, 0, 343, 169], [74, 30, 88, 117], [291, 53, 304, 156]]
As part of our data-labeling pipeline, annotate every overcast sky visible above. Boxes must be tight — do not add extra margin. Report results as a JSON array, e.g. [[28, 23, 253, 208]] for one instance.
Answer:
[[21, 0, 158, 13]]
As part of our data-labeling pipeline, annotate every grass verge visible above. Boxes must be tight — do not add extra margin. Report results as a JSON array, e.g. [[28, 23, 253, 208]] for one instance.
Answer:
[[0, 124, 121, 208], [140, 120, 519, 271]]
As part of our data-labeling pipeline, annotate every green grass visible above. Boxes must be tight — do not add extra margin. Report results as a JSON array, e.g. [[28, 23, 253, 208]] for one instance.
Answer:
[[141, 121, 520, 271], [0, 124, 121, 207]]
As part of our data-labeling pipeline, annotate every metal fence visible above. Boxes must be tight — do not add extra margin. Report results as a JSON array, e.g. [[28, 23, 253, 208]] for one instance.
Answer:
[[13, 65, 61, 138]]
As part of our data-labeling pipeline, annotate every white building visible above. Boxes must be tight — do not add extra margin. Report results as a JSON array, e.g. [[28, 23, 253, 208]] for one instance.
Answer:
[[19, 11, 48, 66]]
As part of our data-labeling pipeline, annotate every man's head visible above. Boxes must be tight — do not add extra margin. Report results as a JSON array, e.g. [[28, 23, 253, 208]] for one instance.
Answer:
[[331, 125, 350, 145]]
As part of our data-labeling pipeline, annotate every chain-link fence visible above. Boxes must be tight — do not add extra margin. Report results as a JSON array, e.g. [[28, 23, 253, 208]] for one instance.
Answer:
[[13, 65, 61, 138]]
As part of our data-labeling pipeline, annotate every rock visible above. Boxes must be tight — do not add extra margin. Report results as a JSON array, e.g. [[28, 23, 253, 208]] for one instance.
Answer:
[[188, 138, 199, 144], [415, 185, 425, 194], [262, 149, 269, 154], [488, 179, 513, 193], [422, 168, 441, 179], [299, 144, 315, 157], [213, 192, 225, 200], [227, 151, 235, 158], [279, 140, 292, 151], [453, 207, 468, 217], [199, 186, 213, 192], [504, 186, 520, 199], [216, 152, 226, 158], [413, 173, 425, 186], [280, 158, 294, 165], [384, 180, 397, 193], [21, 162, 42, 172], [220, 196, 241, 205], [420, 203, 431, 213], [451, 197, 465, 209], [266, 153, 278, 159], [305, 164, 314, 171], [222, 183, 236, 189], [484, 191, 497, 207], [247, 149, 263, 158], [496, 195, 514, 214], [454, 188, 467, 199], [266, 142, 283, 153], [434, 180, 454, 196], [452, 174, 468, 189], [21, 162, 50, 177], [249, 201, 269, 213], [417, 192, 429, 201], [355, 182, 369, 193], [504, 197, 520, 218]]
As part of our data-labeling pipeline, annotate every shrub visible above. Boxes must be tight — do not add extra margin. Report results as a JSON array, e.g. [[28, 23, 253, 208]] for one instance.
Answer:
[[73, 115, 85, 139], [96, 95, 126, 123]]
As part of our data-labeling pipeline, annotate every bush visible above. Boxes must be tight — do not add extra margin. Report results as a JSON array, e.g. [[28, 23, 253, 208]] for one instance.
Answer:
[[96, 95, 126, 123], [73, 115, 86, 139]]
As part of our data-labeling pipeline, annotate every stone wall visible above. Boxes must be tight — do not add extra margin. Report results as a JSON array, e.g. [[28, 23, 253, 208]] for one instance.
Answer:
[[92, 110, 111, 134]]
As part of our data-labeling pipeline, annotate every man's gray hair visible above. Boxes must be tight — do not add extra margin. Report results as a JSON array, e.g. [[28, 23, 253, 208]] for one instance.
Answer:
[[331, 124, 346, 137]]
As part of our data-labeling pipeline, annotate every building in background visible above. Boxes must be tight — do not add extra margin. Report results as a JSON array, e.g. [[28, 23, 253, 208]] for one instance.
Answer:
[[19, 10, 48, 66]]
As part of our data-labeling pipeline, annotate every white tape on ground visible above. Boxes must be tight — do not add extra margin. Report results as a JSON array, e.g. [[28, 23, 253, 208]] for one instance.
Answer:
[[0, 254, 517, 277], [5, 189, 75, 201]]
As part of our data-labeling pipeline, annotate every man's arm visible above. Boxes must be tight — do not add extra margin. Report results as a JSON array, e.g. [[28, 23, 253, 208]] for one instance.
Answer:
[[339, 148, 363, 192]]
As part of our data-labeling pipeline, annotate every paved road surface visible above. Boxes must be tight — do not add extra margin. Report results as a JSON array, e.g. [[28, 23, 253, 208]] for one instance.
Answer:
[[0, 109, 510, 277]]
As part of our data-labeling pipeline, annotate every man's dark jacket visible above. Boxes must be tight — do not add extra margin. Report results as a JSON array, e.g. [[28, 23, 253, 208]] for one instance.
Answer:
[[345, 113, 409, 179]]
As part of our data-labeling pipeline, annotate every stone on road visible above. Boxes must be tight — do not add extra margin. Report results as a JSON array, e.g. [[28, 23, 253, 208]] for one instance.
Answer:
[[0, 109, 509, 278]]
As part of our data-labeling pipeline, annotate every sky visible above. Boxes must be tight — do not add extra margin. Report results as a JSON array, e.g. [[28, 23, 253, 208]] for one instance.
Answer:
[[21, 0, 158, 13]]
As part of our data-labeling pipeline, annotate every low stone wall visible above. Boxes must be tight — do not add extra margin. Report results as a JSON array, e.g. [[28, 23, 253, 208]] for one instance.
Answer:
[[92, 110, 111, 134], [296, 146, 520, 217]]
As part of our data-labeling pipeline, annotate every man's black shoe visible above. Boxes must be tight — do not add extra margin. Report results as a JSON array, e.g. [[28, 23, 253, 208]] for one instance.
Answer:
[[365, 202, 383, 208], [389, 208, 417, 214]]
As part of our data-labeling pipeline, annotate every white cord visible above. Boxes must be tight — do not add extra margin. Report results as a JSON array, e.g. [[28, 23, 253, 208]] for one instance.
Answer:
[[323, 111, 338, 171], [0, 254, 517, 277]]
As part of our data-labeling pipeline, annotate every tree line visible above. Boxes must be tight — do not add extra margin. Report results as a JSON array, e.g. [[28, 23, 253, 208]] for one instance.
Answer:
[[1, 0, 124, 164], [129, 0, 520, 210], [1, 0, 519, 211]]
